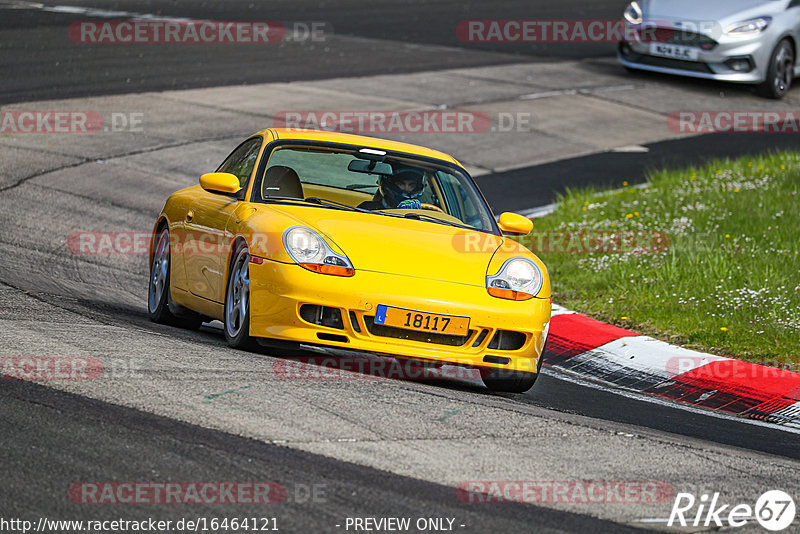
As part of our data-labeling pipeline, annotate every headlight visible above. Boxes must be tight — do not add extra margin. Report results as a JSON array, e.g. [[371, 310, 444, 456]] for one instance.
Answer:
[[726, 16, 771, 35], [283, 226, 354, 277], [486, 258, 543, 301], [624, 1, 643, 25]]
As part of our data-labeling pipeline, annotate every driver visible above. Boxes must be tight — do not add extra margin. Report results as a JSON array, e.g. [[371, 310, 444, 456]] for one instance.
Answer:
[[359, 168, 426, 210]]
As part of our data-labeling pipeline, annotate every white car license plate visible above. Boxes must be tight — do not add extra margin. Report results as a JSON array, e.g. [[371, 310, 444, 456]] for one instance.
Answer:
[[649, 42, 699, 61]]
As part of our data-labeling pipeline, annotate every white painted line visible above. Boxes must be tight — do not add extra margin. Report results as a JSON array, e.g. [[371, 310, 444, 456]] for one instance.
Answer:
[[572, 336, 731, 381], [519, 85, 637, 100], [540, 366, 800, 435], [610, 145, 650, 153], [520, 204, 556, 218], [0, 0, 199, 21], [768, 401, 800, 429], [519, 89, 578, 100], [589, 84, 636, 93], [550, 304, 577, 317], [517, 180, 651, 219]]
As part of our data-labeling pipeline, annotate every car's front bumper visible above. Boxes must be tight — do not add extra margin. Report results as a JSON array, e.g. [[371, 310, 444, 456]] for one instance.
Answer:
[[249, 260, 551, 373], [618, 29, 772, 84]]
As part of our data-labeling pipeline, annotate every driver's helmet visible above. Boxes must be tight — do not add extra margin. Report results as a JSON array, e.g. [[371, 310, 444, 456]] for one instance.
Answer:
[[379, 168, 425, 208]]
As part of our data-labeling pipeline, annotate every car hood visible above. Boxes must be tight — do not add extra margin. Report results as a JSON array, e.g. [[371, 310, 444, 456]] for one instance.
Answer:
[[644, 0, 787, 31], [318, 216, 505, 286], [282, 209, 505, 286]]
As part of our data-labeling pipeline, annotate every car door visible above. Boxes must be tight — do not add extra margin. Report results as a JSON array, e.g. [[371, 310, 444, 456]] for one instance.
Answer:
[[184, 136, 263, 303]]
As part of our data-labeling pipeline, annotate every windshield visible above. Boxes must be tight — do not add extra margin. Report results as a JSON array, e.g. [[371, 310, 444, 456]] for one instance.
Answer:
[[252, 144, 498, 233]]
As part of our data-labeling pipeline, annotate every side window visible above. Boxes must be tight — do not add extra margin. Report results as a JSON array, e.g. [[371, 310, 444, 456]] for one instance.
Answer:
[[217, 137, 263, 194]]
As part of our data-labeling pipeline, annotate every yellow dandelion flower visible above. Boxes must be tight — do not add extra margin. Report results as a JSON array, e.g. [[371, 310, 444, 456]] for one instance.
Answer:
[[623, 181, 629, 186], [734, 188, 740, 193], [621, 316, 628, 320], [634, 212, 639, 217], [725, 234, 730, 238], [720, 327, 728, 332], [626, 214, 634, 219]]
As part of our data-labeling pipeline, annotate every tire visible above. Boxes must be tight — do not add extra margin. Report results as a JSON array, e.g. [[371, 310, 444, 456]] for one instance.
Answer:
[[481, 346, 545, 393], [224, 242, 256, 350], [756, 39, 794, 99], [481, 368, 538, 393], [148, 227, 203, 329]]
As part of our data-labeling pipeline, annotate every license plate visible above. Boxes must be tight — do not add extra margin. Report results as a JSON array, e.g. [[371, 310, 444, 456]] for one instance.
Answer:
[[649, 42, 699, 61], [374, 305, 469, 336]]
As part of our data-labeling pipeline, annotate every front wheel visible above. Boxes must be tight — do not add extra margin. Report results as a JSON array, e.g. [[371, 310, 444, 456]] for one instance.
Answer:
[[224, 243, 256, 350], [757, 39, 794, 99], [481, 348, 544, 393], [481, 368, 538, 393]]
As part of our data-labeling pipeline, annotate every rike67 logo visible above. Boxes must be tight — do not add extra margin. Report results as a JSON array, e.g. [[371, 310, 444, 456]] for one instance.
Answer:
[[668, 490, 796, 531]]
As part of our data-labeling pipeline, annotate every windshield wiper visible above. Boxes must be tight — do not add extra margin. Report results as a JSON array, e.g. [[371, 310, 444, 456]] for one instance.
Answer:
[[263, 196, 372, 213], [303, 197, 372, 213], [398, 212, 476, 230]]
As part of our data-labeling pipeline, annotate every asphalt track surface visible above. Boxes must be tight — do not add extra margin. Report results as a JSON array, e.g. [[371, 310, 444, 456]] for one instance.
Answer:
[[2, 1, 800, 533], [2, 379, 652, 534], [0, 0, 623, 104]]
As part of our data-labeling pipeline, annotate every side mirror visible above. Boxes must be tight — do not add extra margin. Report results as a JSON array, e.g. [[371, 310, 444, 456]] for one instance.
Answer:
[[200, 172, 242, 194], [200, 172, 242, 193], [498, 212, 533, 236]]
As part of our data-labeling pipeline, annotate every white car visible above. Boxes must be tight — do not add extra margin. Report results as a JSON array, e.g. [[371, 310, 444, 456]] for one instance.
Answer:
[[618, 0, 800, 98]]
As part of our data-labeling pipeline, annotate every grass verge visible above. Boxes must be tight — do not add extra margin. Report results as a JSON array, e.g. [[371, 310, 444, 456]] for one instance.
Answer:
[[525, 151, 800, 368]]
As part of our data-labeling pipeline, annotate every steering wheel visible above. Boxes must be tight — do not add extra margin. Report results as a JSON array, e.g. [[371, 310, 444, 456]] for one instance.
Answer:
[[420, 203, 445, 213]]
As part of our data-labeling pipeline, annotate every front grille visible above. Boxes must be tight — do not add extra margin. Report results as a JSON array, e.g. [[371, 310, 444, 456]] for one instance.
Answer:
[[625, 51, 714, 73], [363, 316, 472, 347], [639, 28, 718, 50]]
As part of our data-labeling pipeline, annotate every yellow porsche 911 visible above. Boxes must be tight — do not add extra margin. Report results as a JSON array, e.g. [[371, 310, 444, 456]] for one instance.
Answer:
[[148, 129, 551, 392]]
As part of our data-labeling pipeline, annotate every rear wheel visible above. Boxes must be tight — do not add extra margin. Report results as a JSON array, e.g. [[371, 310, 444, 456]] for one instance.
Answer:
[[224, 242, 256, 350], [757, 39, 794, 99], [148, 227, 203, 329]]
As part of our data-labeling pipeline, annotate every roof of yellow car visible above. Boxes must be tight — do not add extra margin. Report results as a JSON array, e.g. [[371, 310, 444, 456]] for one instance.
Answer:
[[259, 128, 461, 166]]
